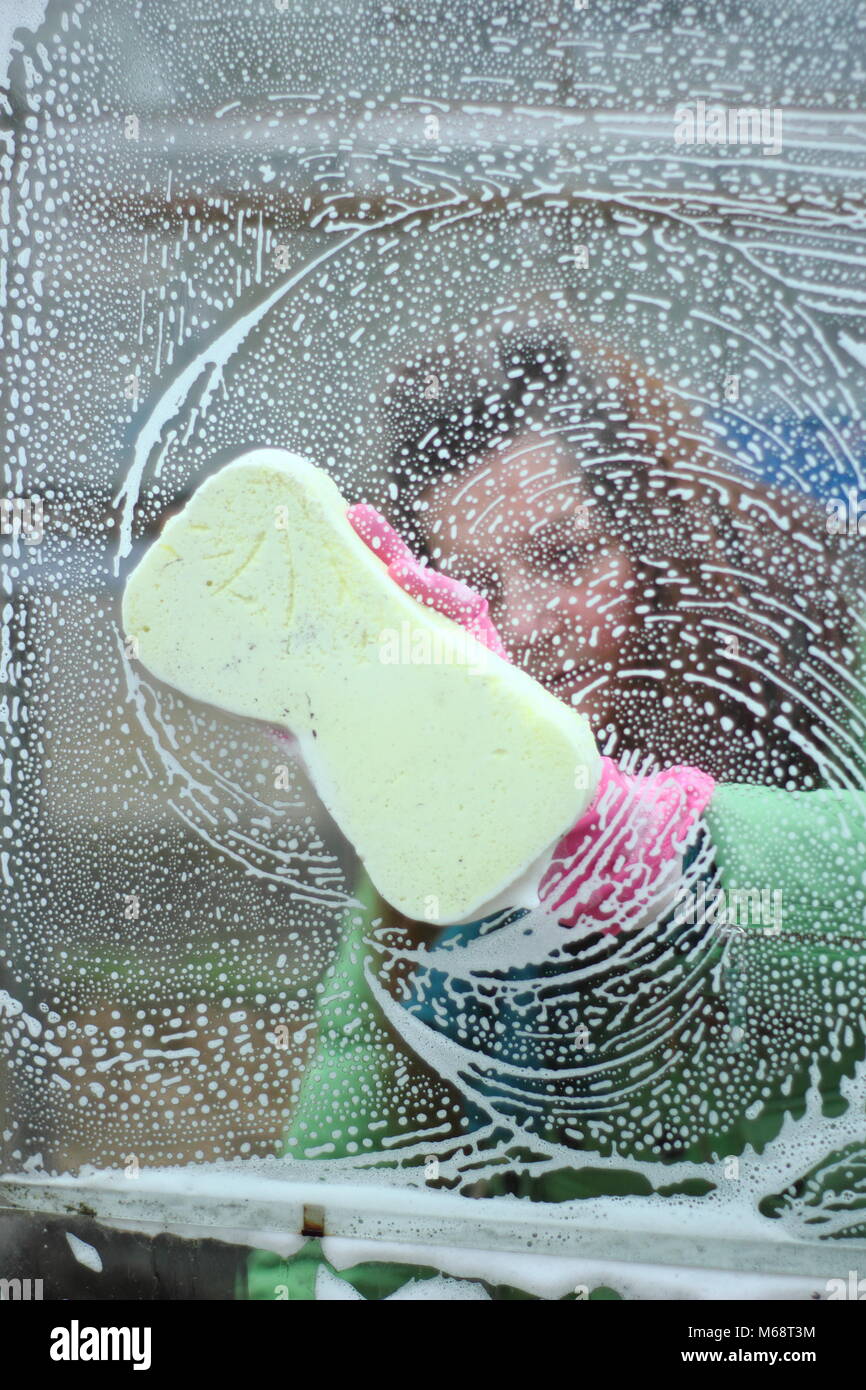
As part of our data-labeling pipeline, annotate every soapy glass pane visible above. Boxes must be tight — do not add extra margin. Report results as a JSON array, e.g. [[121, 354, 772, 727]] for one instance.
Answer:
[[2, 0, 866, 1242]]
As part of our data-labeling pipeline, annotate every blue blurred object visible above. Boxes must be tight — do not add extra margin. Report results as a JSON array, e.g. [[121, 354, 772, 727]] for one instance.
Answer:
[[710, 408, 866, 501]]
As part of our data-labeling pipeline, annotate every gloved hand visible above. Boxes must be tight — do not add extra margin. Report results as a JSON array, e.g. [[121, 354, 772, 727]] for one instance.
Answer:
[[348, 503, 715, 934], [346, 503, 509, 660]]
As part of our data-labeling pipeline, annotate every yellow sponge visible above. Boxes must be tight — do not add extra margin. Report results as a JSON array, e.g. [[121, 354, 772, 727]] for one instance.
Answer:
[[122, 450, 600, 922]]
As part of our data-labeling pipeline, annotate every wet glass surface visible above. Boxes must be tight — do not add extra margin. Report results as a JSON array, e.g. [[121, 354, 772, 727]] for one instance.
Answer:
[[2, 0, 866, 1265]]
